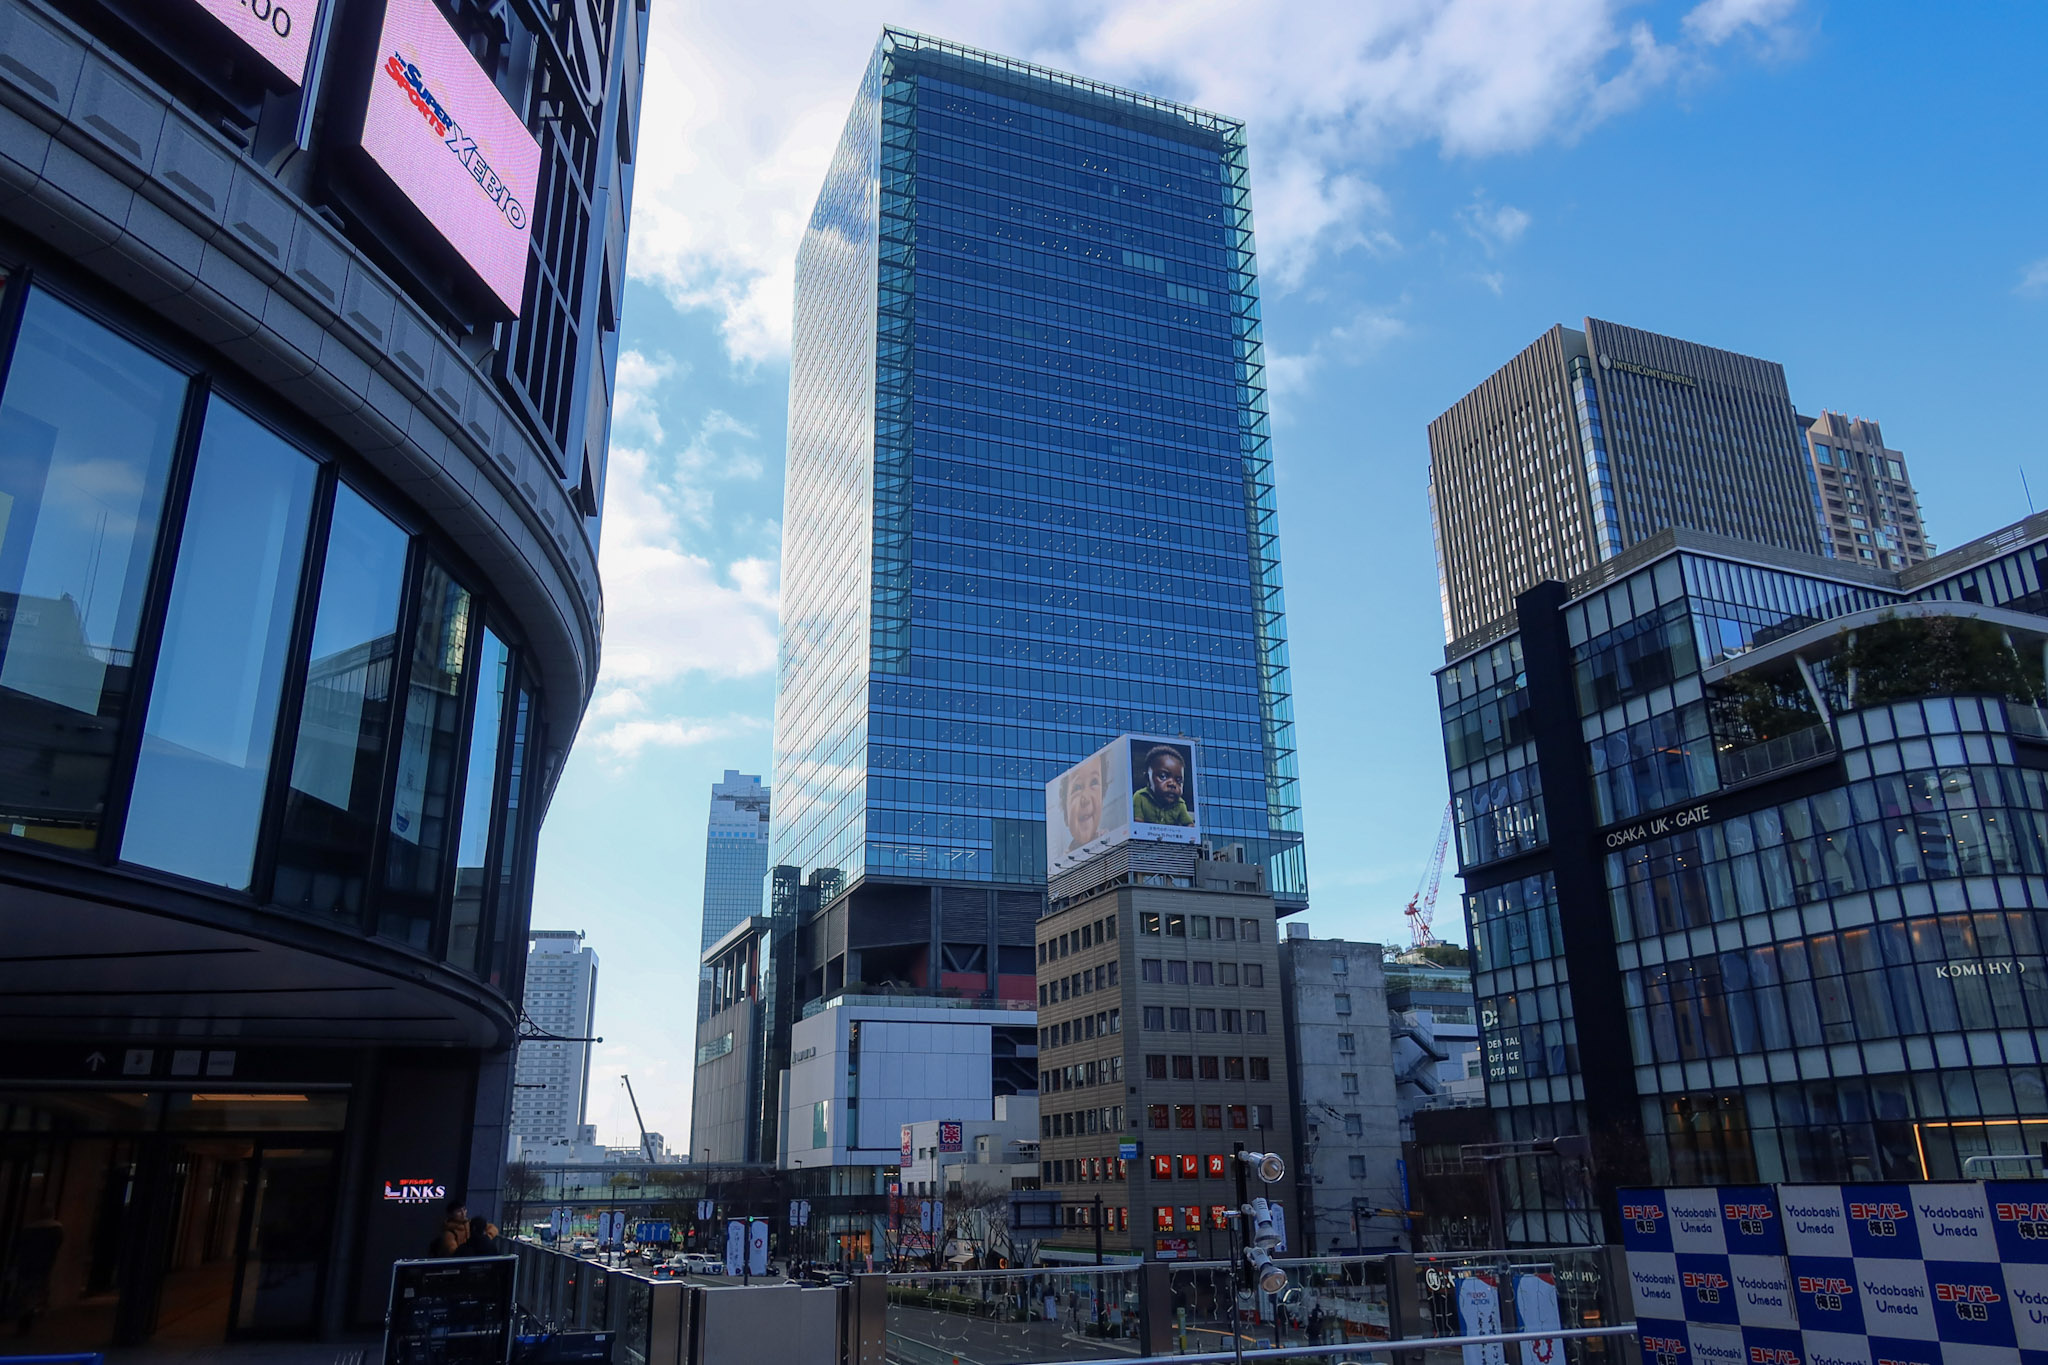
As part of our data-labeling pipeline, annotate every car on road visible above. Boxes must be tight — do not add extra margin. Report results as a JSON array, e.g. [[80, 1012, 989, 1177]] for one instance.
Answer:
[[570, 1237, 597, 1255], [683, 1253, 722, 1275]]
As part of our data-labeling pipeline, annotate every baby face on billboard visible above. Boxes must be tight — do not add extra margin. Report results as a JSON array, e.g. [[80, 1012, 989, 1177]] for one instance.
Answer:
[[1147, 752, 1185, 807]]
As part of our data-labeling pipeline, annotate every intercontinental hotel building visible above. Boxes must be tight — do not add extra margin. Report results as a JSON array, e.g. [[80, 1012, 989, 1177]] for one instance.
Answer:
[[1433, 323, 2048, 1245]]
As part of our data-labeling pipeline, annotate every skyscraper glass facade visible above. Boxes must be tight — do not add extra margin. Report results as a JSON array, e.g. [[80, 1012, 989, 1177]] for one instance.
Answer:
[[700, 771, 773, 954], [775, 29, 1305, 906]]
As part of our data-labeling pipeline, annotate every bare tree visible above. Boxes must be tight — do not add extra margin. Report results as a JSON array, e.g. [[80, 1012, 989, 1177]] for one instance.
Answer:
[[503, 1161, 545, 1235], [944, 1182, 1019, 1268]]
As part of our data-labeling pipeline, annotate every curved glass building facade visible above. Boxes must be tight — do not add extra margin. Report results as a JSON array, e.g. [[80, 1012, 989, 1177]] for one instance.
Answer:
[[1442, 520, 2048, 1245], [0, 0, 641, 1346]]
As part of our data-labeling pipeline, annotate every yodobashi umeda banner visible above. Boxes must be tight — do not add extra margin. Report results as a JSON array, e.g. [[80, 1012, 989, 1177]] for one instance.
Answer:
[[194, 0, 321, 86], [361, 0, 540, 315]]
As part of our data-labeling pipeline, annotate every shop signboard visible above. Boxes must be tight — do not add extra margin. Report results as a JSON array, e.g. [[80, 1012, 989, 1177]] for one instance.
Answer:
[[193, 0, 321, 85], [358, 0, 541, 314]]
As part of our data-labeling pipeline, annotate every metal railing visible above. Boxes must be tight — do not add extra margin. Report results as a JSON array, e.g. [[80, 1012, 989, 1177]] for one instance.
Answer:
[[506, 1240, 1638, 1365], [881, 1245, 1633, 1365], [1718, 721, 1833, 786]]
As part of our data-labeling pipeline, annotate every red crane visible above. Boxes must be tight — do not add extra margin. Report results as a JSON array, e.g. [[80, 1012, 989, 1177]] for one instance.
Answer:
[[1404, 803, 1453, 949]]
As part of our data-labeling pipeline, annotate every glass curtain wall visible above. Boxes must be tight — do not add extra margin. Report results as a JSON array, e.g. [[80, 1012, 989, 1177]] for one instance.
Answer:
[[273, 484, 411, 924], [0, 291, 185, 849], [0, 279, 538, 984], [123, 400, 318, 888], [842, 36, 1306, 893]]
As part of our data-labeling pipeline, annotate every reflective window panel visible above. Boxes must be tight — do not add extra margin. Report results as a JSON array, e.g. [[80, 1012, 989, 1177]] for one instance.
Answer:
[[446, 627, 509, 974], [0, 291, 186, 849], [273, 484, 409, 925], [123, 399, 316, 889], [379, 558, 472, 949], [488, 683, 533, 988]]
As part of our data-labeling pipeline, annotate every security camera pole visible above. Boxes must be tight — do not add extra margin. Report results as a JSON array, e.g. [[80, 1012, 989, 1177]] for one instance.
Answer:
[[1232, 1141, 1250, 1290], [1233, 1141, 1249, 1365]]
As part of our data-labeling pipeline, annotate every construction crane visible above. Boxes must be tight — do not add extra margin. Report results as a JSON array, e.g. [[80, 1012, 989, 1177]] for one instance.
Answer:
[[621, 1074, 655, 1163], [1404, 803, 1452, 949]]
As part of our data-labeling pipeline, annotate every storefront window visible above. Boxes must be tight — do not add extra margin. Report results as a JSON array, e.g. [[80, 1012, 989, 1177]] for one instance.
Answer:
[[273, 484, 410, 924], [124, 400, 317, 889], [0, 291, 187, 849], [379, 558, 472, 949]]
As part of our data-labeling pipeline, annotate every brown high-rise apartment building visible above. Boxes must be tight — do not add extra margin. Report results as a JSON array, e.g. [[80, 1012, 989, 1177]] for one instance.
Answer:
[[1034, 860, 1294, 1260], [1799, 411, 1934, 569], [1429, 319, 1826, 644]]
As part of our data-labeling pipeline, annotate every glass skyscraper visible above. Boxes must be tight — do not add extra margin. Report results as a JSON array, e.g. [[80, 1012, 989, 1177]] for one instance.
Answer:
[[697, 770, 770, 1019], [773, 30, 1305, 1010]]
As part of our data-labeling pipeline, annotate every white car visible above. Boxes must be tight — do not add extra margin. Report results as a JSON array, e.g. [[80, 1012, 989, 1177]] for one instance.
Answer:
[[684, 1253, 722, 1275]]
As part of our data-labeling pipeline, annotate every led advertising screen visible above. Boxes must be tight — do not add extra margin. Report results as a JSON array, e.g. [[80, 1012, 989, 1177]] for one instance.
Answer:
[[359, 0, 540, 315], [1046, 734, 1201, 875], [193, 0, 320, 86]]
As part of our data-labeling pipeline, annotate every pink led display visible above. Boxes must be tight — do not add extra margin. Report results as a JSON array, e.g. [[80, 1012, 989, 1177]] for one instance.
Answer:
[[193, 0, 320, 86], [360, 0, 541, 315]]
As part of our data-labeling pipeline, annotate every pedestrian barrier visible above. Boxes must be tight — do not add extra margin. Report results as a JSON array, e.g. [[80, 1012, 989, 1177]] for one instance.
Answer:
[[506, 1239, 1639, 1365]]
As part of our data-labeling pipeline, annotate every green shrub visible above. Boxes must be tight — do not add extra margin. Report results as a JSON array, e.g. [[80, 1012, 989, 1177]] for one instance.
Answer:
[[1842, 616, 2044, 707]]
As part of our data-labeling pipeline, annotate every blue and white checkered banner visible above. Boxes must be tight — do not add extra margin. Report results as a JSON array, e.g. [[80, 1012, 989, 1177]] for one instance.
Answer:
[[1622, 1180, 2048, 1365]]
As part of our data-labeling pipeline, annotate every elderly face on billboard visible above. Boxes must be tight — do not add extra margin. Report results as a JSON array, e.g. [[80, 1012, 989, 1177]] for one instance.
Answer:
[[1131, 742, 1195, 827], [1045, 740, 1134, 872]]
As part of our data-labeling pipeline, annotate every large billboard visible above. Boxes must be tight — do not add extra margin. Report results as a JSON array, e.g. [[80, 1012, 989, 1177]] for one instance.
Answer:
[[192, 0, 321, 86], [1621, 1181, 2048, 1365], [359, 0, 541, 315], [1046, 734, 1201, 875]]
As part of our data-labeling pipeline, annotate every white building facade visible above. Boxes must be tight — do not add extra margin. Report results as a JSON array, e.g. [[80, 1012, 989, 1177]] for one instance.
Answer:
[[782, 999, 1039, 1168], [1277, 928, 1408, 1253], [510, 930, 601, 1157]]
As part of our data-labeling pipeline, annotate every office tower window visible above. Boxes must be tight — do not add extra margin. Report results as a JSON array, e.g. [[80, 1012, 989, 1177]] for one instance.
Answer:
[[0, 292, 185, 850], [273, 485, 410, 923], [124, 401, 316, 890]]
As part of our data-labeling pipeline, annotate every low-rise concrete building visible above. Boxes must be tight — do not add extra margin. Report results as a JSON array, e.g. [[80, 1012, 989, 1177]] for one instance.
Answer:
[[1278, 927, 1407, 1252]]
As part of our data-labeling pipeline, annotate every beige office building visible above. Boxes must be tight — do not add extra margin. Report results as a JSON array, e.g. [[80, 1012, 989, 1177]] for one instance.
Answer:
[[1429, 319, 1826, 645], [1799, 411, 1934, 569]]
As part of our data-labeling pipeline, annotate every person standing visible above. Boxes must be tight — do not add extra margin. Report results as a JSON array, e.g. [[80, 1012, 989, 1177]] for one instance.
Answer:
[[427, 1203, 470, 1257], [466, 1216, 503, 1257]]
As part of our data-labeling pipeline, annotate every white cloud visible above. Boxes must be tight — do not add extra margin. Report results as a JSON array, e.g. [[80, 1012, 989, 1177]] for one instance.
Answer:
[[596, 435, 779, 691], [630, 0, 1803, 364], [1462, 199, 1532, 251], [589, 712, 767, 761], [1682, 0, 1799, 45], [588, 356, 780, 759], [2018, 258, 2048, 297], [1265, 303, 1409, 406]]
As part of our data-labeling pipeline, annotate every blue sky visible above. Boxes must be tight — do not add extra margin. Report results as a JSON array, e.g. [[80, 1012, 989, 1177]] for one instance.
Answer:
[[534, 0, 2048, 1149]]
